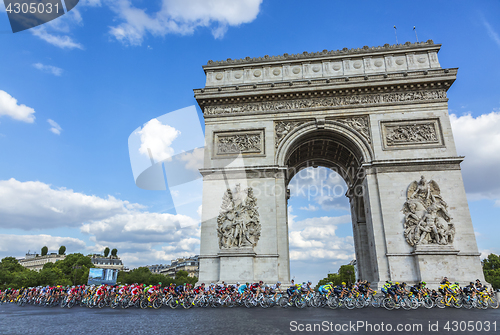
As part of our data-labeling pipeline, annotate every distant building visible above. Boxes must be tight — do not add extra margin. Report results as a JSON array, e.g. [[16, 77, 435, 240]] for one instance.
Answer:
[[89, 254, 124, 271], [158, 255, 199, 278], [147, 264, 170, 274], [18, 252, 65, 272]]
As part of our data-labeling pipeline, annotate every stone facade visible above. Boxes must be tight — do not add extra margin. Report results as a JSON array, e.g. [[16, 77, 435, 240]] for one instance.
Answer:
[[90, 255, 125, 271], [18, 253, 66, 272], [194, 41, 484, 288]]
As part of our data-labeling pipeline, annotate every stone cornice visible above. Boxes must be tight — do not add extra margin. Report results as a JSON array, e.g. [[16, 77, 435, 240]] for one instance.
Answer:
[[204, 40, 440, 69], [194, 68, 456, 106], [200, 165, 286, 180], [366, 156, 464, 167], [200, 88, 448, 117]]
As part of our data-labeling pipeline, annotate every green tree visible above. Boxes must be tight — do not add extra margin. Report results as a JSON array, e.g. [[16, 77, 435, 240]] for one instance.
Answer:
[[483, 253, 500, 290], [58, 246, 66, 255], [0, 257, 27, 290], [39, 267, 70, 286], [41, 246, 48, 256], [315, 264, 356, 289], [13, 270, 40, 288], [54, 253, 94, 285], [0, 257, 25, 273], [338, 265, 356, 285], [174, 270, 197, 286], [315, 273, 340, 290], [104, 247, 110, 257], [111, 248, 118, 257]]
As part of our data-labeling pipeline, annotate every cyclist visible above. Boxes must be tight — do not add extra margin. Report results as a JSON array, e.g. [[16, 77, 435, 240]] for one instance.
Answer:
[[318, 282, 332, 297], [270, 281, 282, 300]]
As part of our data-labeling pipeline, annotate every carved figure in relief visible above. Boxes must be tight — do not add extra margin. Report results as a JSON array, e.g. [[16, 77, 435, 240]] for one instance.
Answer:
[[402, 176, 455, 246], [386, 123, 438, 146], [217, 184, 261, 249], [204, 90, 447, 116]]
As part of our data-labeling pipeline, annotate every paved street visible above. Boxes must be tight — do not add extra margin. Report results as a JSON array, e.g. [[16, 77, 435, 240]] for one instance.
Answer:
[[1, 304, 499, 335]]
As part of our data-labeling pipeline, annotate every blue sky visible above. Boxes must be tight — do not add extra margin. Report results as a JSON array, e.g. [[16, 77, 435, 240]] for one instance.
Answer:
[[0, 0, 499, 284]]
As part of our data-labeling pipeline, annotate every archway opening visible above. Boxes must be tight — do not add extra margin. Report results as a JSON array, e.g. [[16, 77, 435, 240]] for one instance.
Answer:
[[283, 128, 372, 285]]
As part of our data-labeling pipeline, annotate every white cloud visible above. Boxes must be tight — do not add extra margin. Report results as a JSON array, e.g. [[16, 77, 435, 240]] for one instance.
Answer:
[[33, 63, 63, 76], [30, 9, 84, 49], [179, 147, 204, 171], [80, 0, 102, 6], [480, 14, 500, 48], [137, 118, 180, 162], [31, 27, 84, 50], [107, 0, 263, 46], [450, 111, 500, 203], [288, 167, 350, 211], [300, 204, 319, 211], [0, 234, 86, 258], [480, 248, 500, 260], [80, 212, 198, 243], [47, 119, 62, 135], [81, 212, 200, 267], [288, 215, 353, 262], [0, 90, 36, 123], [0, 178, 141, 230]]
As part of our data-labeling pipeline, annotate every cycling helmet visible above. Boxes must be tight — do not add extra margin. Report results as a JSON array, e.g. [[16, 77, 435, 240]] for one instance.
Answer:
[[328, 282, 333, 286], [237, 282, 240, 285], [277, 281, 281, 285], [455, 282, 459, 285], [246, 282, 250, 286], [421, 282, 426, 285], [395, 282, 399, 285], [308, 280, 312, 284], [158, 282, 162, 286], [342, 282, 346, 285]]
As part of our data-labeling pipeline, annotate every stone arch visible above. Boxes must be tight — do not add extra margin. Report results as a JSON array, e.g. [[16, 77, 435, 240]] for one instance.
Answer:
[[276, 120, 373, 185], [276, 121, 377, 282]]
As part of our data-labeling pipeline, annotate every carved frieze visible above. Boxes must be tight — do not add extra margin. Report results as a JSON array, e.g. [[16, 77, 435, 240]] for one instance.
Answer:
[[275, 121, 304, 148], [381, 118, 443, 149], [402, 176, 455, 247], [335, 117, 371, 143], [204, 90, 447, 116], [217, 184, 261, 249], [214, 130, 264, 157]]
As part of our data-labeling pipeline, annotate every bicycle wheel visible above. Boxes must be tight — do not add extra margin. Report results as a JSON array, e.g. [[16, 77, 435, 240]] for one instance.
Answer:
[[295, 297, 306, 309], [98, 299, 106, 309], [488, 297, 499, 309], [355, 298, 365, 309], [435, 297, 446, 309], [401, 297, 412, 310], [452, 297, 462, 309], [345, 298, 356, 310], [278, 296, 289, 308], [423, 297, 434, 309], [382, 298, 394, 311], [182, 298, 193, 309], [153, 298, 162, 309], [169, 299, 179, 309], [110, 300, 119, 309], [327, 296, 338, 309]]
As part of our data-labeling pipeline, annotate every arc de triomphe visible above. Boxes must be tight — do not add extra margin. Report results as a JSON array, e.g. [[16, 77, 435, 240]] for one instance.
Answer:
[[193, 41, 484, 288]]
